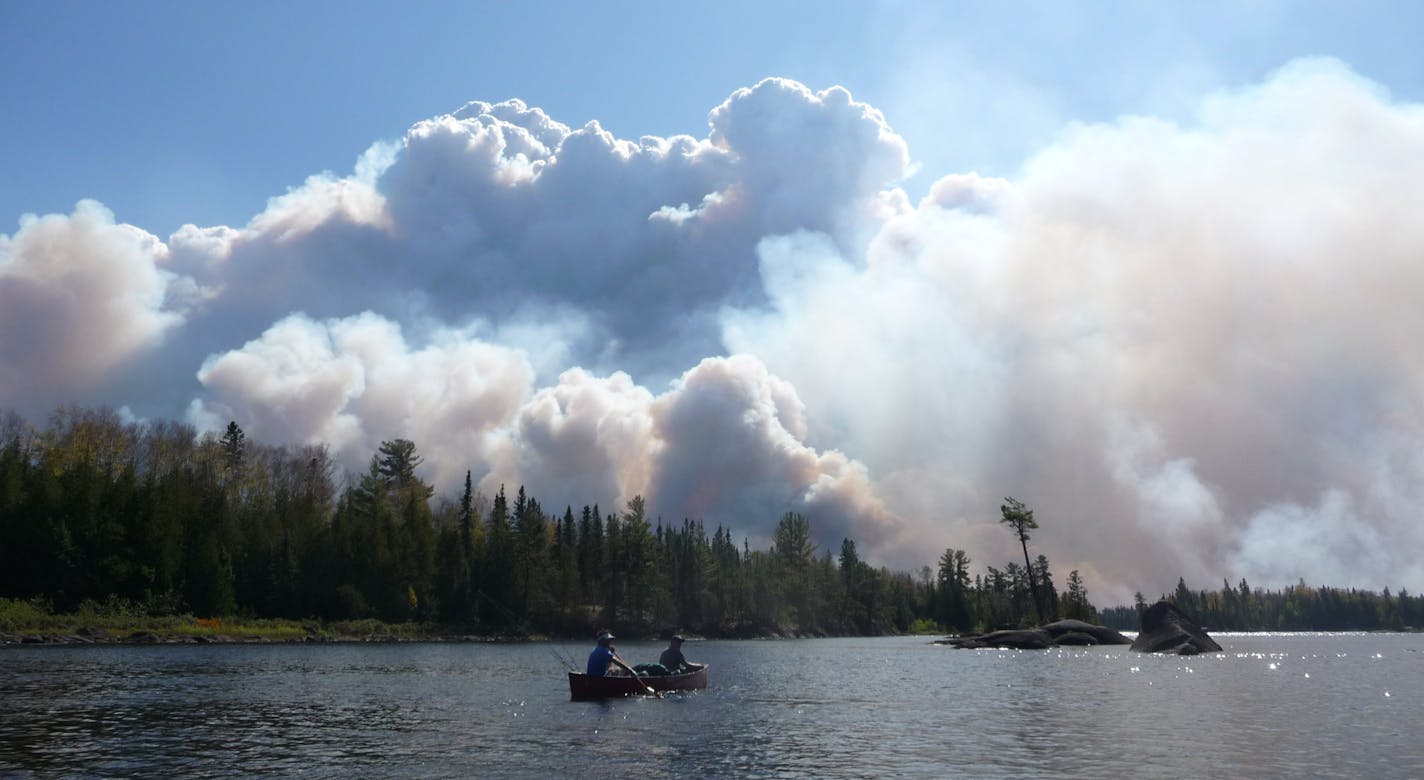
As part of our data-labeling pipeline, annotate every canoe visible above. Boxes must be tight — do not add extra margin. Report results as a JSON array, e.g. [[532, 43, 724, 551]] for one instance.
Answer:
[[568, 663, 708, 700]]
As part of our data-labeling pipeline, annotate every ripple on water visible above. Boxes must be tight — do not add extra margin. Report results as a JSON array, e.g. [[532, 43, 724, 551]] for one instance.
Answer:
[[2, 635, 1422, 777]]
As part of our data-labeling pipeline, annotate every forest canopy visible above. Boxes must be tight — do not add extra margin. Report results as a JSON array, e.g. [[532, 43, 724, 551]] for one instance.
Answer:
[[0, 406, 1417, 636]]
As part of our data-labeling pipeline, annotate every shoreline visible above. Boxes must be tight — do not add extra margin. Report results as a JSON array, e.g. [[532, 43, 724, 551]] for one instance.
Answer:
[[0, 620, 917, 647], [0, 630, 518, 647], [4, 626, 1418, 648]]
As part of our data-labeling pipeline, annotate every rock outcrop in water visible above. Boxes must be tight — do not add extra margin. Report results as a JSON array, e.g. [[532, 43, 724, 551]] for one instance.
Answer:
[[937, 619, 1132, 649], [1130, 600, 1222, 655], [936, 606, 1224, 654]]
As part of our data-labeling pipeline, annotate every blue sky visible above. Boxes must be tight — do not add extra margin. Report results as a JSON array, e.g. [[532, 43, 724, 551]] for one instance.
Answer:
[[5, 1, 1421, 236], [4, 1, 1424, 598]]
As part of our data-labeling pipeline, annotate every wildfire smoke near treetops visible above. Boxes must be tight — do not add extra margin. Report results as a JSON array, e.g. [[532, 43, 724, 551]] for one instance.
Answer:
[[4, 4, 1424, 605]]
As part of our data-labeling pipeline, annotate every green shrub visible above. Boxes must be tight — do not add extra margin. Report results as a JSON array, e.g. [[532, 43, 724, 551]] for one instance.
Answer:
[[0, 596, 54, 632], [906, 618, 943, 635]]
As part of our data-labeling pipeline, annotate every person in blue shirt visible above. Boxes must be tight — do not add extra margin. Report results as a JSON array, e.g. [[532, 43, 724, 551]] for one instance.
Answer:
[[586, 631, 638, 677]]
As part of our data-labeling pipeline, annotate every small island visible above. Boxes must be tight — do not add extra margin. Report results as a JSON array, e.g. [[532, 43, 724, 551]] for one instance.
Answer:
[[936, 600, 1224, 655]]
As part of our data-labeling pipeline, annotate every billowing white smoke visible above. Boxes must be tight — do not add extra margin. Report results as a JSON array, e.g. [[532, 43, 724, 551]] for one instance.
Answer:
[[0, 201, 197, 414], [174, 76, 913, 558], [187, 312, 537, 471], [4, 60, 1424, 602], [727, 58, 1424, 600]]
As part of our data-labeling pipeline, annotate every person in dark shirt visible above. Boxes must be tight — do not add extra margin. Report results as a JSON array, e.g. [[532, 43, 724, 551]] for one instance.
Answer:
[[658, 635, 697, 673], [586, 631, 638, 677]]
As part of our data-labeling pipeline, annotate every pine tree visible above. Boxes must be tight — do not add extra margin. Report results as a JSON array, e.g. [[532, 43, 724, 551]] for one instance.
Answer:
[[1034, 554, 1059, 621], [1064, 569, 1093, 621], [999, 497, 1044, 623], [839, 538, 864, 634], [772, 513, 815, 632], [512, 487, 548, 625], [220, 421, 246, 484], [483, 485, 514, 628], [936, 548, 973, 631]]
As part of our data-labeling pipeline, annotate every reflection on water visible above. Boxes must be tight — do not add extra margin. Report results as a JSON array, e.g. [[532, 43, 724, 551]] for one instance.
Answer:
[[2, 634, 1421, 778]]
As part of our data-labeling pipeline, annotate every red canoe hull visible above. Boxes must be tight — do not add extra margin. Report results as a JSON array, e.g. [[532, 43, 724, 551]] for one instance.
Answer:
[[568, 664, 708, 700]]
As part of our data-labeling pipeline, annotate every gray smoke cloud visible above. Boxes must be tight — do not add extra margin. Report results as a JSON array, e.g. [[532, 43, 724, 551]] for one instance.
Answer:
[[3, 61, 1423, 602], [0, 201, 197, 416], [726, 58, 1424, 600]]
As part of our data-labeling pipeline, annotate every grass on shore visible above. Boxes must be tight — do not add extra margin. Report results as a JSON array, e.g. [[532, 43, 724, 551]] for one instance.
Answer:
[[0, 596, 451, 642]]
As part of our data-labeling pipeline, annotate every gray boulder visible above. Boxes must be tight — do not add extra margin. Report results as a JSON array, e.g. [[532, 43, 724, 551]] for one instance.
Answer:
[[1052, 631, 1100, 646], [940, 628, 1054, 649], [1130, 601, 1222, 654], [937, 618, 1133, 650], [1039, 619, 1132, 645]]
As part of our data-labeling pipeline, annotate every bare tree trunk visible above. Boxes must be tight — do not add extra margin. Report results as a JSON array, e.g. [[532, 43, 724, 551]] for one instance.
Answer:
[[1020, 538, 1043, 624]]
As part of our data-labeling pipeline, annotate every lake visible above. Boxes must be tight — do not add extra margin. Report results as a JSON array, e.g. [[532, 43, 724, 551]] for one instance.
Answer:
[[2, 633, 1420, 778]]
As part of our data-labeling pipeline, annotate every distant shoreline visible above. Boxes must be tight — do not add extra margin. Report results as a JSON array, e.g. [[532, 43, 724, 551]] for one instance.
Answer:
[[0, 614, 904, 647], [0, 611, 548, 648], [4, 625, 1418, 648], [0, 630, 514, 647]]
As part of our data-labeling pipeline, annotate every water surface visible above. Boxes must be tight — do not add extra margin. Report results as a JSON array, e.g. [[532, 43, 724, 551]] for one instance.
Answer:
[[2, 633, 1420, 778]]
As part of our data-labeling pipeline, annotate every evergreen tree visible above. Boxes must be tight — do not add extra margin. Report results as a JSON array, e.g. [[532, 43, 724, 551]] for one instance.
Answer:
[[620, 496, 655, 628], [1034, 554, 1060, 620], [434, 471, 480, 624], [1173, 577, 1194, 613], [220, 421, 246, 485], [772, 512, 815, 631], [482, 485, 514, 628], [709, 526, 743, 630], [376, 439, 432, 497], [1063, 569, 1094, 621], [459, 472, 475, 549], [999, 497, 1044, 623], [936, 547, 973, 631], [512, 486, 548, 626], [180, 467, 236, 616], [602, 510, 623, 627], [347, 456, 402, 619], [839, 538, 866, 634], [552, 507, 580, 632]]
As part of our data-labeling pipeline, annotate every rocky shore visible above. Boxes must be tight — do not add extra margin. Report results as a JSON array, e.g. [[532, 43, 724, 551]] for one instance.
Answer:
[[935, 618, 1133, 650], [935, 601, 1221, 655]]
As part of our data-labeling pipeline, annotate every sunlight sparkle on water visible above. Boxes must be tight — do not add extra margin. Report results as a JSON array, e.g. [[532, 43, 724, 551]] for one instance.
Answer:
[[2, 634, 1421, 777]]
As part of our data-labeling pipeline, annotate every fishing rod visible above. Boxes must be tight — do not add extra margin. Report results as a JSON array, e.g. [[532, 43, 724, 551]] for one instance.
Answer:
[[476, 589, 585, 673], [548, 645, 580, 672], [470, 590, 660, 695]]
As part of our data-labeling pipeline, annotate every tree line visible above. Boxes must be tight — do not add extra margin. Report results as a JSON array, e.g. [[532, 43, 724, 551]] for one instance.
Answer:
[[1, 406, 1415, 635], [1100, 577, 1423, 632]]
